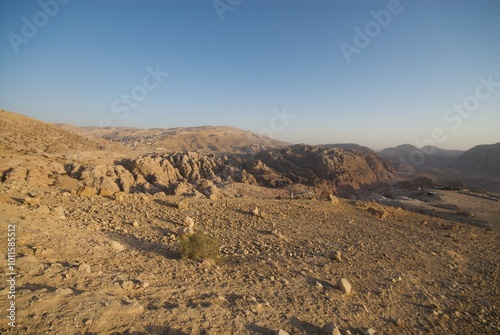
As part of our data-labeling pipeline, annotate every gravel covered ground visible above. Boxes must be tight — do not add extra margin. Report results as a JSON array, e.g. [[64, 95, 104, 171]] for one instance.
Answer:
[[0, 184, 498, 335]]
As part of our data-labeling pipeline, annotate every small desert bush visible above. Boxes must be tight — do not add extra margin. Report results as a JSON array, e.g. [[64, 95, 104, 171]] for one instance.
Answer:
[[179, 231, 222, 263]]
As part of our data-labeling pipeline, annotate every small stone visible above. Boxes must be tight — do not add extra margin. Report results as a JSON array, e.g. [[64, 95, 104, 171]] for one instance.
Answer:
[[132, 220, 139, 227], [329, 250, 342, 262], [252, 207, 260, 216], [76, 186, 97, 196], [114, 192, 125, 202], [367, 206, 386, 219], [362, 328, 375, 335], [98, 188, 114, 197], [127, 301, 144, 314], [24, 196, 40, 207], [337, 278, 352, 294], [140, 281, 150, 289], [316, 281, 323, 289], [322, 322, 341, 335], [78, 263, 91, 273], [55, 288, 73, 295], [35, 205, 51, 215], [184, 216, 194, 228], [177, 226, 194, 236], [51, 206, 66, 219], [110, 241, 125, 251], [177, 198, 189, 210], [121, 280, 135, 290], [328, 194, 339, 204], [278, 330, 289, 335]]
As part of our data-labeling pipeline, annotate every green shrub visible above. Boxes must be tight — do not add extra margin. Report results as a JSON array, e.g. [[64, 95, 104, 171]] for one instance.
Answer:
[[179, 231, 222, 263]]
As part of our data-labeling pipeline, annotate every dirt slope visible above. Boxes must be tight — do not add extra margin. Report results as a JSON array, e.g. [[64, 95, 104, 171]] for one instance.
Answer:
[[0, 110, 122, 155]]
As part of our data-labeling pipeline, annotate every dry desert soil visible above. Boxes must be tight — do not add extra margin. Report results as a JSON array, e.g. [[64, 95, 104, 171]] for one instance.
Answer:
[[0, 184, 498, 335]]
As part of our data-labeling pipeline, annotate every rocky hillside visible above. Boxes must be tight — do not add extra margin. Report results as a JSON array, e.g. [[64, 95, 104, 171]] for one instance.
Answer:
[[456, 143, 500, 174], [73, 145, 395, 196], [0, 110, 122, 155], [379, 144, 464, 169], [321, 143, 374, 153], [67, 125, 290, 154], [2, 144, 397, 197], [253, 145, 395, 192]]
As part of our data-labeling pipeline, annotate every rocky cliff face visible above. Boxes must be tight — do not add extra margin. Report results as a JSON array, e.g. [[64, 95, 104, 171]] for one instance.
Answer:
[[254, 145, 396, 192], [2, 143, 397, 196], [60, 145, 395, 196]]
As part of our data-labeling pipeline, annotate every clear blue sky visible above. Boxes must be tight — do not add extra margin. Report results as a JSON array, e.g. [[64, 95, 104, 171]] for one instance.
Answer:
[[1, 0, 499, 150]]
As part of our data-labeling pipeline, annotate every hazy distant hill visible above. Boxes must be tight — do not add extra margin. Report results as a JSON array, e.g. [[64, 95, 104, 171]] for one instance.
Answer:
[[70, 125, 290, 154], [456, 143, 500, 174], [379, 144, 464, 168]]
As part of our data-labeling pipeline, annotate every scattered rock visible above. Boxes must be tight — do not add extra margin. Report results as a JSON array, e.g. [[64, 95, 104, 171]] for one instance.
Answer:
[[322, 322, 341, 335], [328, 194, 339, 204], [177, 198, 189, 210], [51, 206, 65, 218], [35, 205, 50, 215], [337, 278, 352, 294], [184, 216, 195, 228], [328, 250, 342, 262], [362, 328, 376, 335], [55, 288, 74, 296], [278, 330, 289, 335], [77, 186, 97, 196], [252, 207, 260, 216], [110, 241, 125, 251], [174, 182, 192, 196], [121, 280, 135, 290], [99, 188, 115, 197], [78, 263, 91, 273], [113, 192, 125, 202], [127, 301, 144, 313], [178, 226, 195, 236], [24, 195, 40, 207], [367, 206, 387, 219]]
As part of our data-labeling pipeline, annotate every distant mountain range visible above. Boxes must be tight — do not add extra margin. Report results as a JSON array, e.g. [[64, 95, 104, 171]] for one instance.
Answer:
[[379, 143, 500, 174]]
